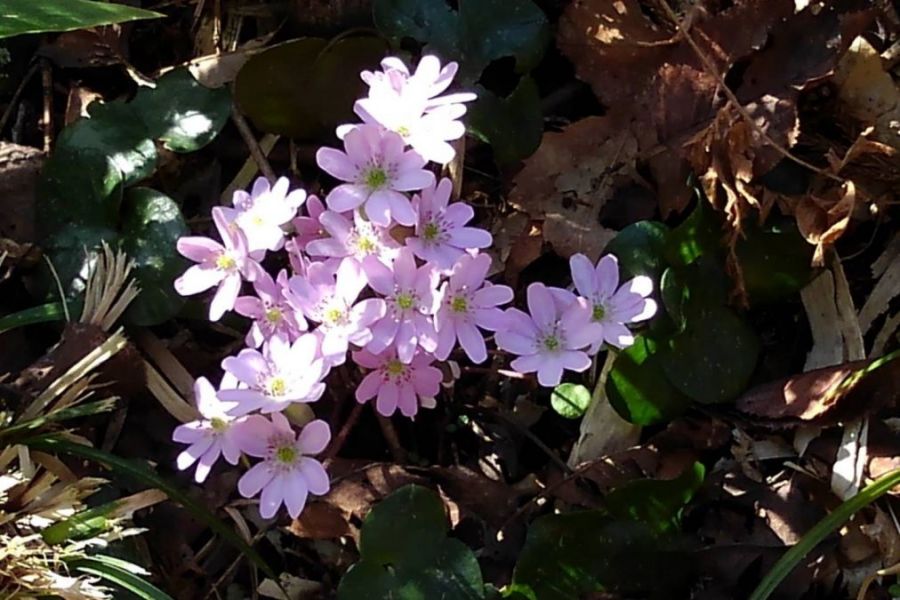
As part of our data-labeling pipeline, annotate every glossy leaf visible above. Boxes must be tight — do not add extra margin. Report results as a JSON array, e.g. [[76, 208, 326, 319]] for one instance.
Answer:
[[605, 462, 705, 534], [0, 302, 66, 335], [550, 383, 591, 419], [0, 0, 162, 39], [736, 219, 817, 305], [604, 221, 670, 281], [338, 484, 484, 600], [606, 336, 691, 425], [120, 188, 188, 326], [468, 77, 543, 165], [69, 556, 174, 600], [43, 224, 120, 299], [663, 200, 722, 267], [132, 68, 231, 153], [56, 101, 157, 186]]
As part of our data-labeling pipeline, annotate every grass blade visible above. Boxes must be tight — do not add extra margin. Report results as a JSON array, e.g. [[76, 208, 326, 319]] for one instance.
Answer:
[[749, 468, 900, 600], [26, 435, 276, 580], [0, 302, 66, 335], [68, 556, 174, 600]]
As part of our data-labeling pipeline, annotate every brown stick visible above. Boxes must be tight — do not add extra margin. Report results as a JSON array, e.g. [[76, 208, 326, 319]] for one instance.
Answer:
[[323, 401, 364, 461], [231, 105, 277, 183], [376, 411, 407, 463], [0, 62, 40, 135]]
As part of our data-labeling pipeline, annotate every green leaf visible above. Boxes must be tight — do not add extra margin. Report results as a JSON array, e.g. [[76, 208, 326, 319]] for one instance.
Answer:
[[119, 188, 188, 326], [605, 462, 705, 534], [56, 101, 157, 186], [234, 35, 388, 139], [374, 0, 550, 81], [550, 383, 591, 419], [658, 303, 760, 404], [606, 336, 691, 425], [68, 556, 173, 600], [736, 219, 817, 305], [25, 436, 277, 581], [468, 77, 543, 165], [663, 200, 722, 267], [338, 484, 484, 600], [42, 500, 124, 544], [0, 302, 66, 335], [750, 468, 900, 600], [132, 68, 231, 153], [0, 0, 162, 39], [604, 221, 670, 281], [43, 224, 120, 299]]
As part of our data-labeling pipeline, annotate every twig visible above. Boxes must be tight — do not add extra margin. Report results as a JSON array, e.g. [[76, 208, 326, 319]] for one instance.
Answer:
[[0, 61, 40, 135], [658, 0, 843, 183], [376, 411, 407, 463], [40, 59, 53, 152], [231, 105, 276, 183], [323, 402, 364, 461]]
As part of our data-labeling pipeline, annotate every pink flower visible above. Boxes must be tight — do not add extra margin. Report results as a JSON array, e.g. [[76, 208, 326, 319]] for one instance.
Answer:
[[349, 56, 477, 164], [570, 254, 657, 352], [362, 248, 439, 363], [353, 348, 441, 418], [316, 124, 434, 226], [434, 253, 512, 364], [172, 376, 243, 483], [406, 178, 492, 271], [220, 334, 328, 415], [306, 209, 400, 266], [495, 283, 601, 387], [289, 195, 328, 253], [222, 176, 306, 256], [286, 259, 386, 364], [234, 269, 306, 348], [174, 207, 261, 321], [233, 414, 330, 519]]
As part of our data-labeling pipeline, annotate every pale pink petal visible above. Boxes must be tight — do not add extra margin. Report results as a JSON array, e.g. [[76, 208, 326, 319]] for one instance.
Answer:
[[259, 475, 285, 518], [365, 190, 393, 226], [230, 415, 273, 456], [569, 253, 596, 298], [326, 184, 368, 212], [172, 422, 205, 443], [536, 356, 565, 387], [443, 202, 474, 228], [473, 284, 513, 308], [238, 462, 274, 497], [560, 350, 591, 372], [296, 420, 330, 455], [356, 371, 382, 401], [177, 236, 222, 262], [447, 227, 492, 250], [193, 446, 221, 483], [316, 147, 357, 182], [176, 438, 212, 470], [595, 255, 619, 297], [209, 274, 241, 321], [527, 283, 557, 329], [376, 381, 399, 416], [457, 321, 487, 364], [299, 457, 330, 495], [282, 471, 309, 519], [175, 265, 224, 296], [510, 353, 542, 374]]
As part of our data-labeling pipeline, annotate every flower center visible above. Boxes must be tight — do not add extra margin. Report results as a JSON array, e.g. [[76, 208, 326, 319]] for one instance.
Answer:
[[216, 254, 236, 270], [422, 221, 441, 242], [450, 296, 468, 313], [265, 308, 282, 324], [396, 125, 411, 138], [385, 359, 406, 377], [542, 335, 561, 352], [356, 235, 376, 253], [275, 445, 297, 464], [210, 417, 228, 432], [396, 293, 414, 310], [251, 214, 265, 226], [592, 304, 606, 322], [364, 167, 389, 190], [268, 377, 287, 397]]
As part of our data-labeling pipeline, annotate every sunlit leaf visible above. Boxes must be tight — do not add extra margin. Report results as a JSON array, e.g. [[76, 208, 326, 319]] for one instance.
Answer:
[[0, 0, 162, 39], [68, 555, 173, 600], [550, 383, 591, 419], [604, 221, 670, 281]]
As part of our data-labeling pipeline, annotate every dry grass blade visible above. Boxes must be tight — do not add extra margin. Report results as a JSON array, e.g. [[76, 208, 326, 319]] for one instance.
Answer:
[[80, 243, 140, 332]]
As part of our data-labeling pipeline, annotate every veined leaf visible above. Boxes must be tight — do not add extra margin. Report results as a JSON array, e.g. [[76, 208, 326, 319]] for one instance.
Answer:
[[0, 0, 163, 39], [68, 555, 173, 600]]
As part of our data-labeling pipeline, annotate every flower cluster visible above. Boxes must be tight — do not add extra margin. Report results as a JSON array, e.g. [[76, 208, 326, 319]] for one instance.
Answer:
[[170, 55, 656, 520]]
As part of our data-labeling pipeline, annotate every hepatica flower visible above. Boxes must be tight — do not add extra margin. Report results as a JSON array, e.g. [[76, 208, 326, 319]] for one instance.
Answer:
[[351, 55, 477, 164], [287, 259, 386, 363], [220, 334, 328, 415], [434, 253, 512, 364], [406, 178, 492, 271], [306, 209, 399, 265], [289, 194, 328, 252], [175, 207, 261, 321], [223, 176, 306, 256], [363, 248, 439, 363], [496, 283, 601, 387], [569, 253, 657, 352], [173, 376, 243, 483], [316, 124, 433, 226], [234, 414, 330, 519], [353, 348, 441, 418], [234, 269, 305, 348]]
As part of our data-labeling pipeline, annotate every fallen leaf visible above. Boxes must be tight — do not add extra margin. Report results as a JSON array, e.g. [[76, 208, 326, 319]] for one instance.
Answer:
[[0, 142, 44, 243], [795, 181, 858, 266]]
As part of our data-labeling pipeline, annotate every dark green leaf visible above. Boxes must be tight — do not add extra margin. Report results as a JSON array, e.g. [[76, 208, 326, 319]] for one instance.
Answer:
[[56, 101, 156, 186], [606, 338, 691, 425], [235, 35, 388, 139], [132, 68, 231, 153], [663, 200, 722, 267], [736, 219, 817, 305], [604, 221, 670, 281], [0, 0, 162, 39], [605, 462, 705, 534], [43, 224, 120, 299], [374, 0, 549, 81], [0, 302, 66, 335], [120, 188, 188, 326], [550, 383, 591, 419], [338, 484, 484, 600], [659, 303, 760, 404], [69, 556, 173, 600], [25, 436, 277, 581], [43, 500, 123, 544], [468, 77, 543, 165]]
